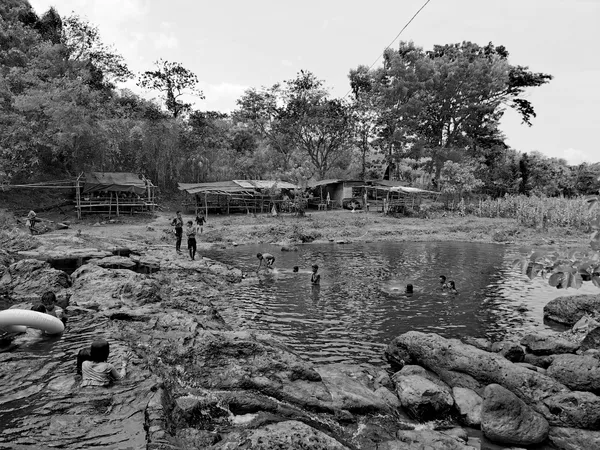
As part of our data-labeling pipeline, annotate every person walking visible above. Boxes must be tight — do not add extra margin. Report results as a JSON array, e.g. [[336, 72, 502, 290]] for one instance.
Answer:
[[186, 220, 198, 260], [171, 211, 183, 253]]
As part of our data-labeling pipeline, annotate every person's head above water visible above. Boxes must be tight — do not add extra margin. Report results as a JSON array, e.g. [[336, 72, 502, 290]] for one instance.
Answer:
[[32, 303, 47, 313], [439, 275, 446, 284], [90, 339, 110, 363], [406, 284, 413, 294], [312, 264, 319, 272], [293, 266, 299, 273], [448, 280, 456, 290], [41, 291, 56, 307]]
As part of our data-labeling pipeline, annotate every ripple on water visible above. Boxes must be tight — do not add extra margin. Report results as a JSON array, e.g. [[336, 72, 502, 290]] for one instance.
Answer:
[[208, 241, 599, 366]]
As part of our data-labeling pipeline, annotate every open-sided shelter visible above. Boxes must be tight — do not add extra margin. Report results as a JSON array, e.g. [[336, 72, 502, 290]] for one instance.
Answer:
[[307, 179, 366, 209], [366, 180, 437, 214], [76, 172, 156, 218], [179, 180, 301, 215]]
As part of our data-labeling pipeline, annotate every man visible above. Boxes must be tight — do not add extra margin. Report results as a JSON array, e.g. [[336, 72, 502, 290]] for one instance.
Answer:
[[171, 211, 184, 253]]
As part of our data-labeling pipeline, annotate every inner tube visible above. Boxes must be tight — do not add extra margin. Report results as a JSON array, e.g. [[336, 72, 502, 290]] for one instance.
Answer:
[[0, 309, 64, 335]]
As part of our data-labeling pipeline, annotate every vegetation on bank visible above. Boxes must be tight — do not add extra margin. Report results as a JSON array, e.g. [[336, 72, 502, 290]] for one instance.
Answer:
[[2, 0, 599, 198]]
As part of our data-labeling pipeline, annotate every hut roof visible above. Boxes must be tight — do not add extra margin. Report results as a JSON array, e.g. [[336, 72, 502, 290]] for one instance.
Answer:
[[233, 180, 299, 190], [178, 181, 254, 195], [83, 172, 148, 195]]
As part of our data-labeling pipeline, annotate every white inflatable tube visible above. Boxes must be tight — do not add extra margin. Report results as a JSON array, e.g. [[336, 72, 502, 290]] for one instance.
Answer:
[[0, 309, 64, 335]]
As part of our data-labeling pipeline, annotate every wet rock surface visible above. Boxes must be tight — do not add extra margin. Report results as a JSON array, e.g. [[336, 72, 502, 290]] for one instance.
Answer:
[[543, 294, 600, 325], [0, 259, 71, 302]]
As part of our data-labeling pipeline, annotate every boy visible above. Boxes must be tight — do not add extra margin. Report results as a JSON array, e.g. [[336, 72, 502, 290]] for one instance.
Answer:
[[195, 214, 206, 233], [171, 211, 183, 253], [186, 220, 198, 260], [311, 264, 321, 285], [257, 252, 275, 270]]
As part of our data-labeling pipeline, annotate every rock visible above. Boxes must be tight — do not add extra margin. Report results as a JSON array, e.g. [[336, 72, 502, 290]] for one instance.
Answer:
[[523, 353, 554, 369], [580, 326, 600, 352], [520, 332, 579, 355], [212, 420, 350, 449], [394, 373, 454, 421], [0, 259, 71, 302], [56, 222, 69, 230], [582, 348, 600, 359], [491, 340, 525, 362], [546, 354, 600, 393], [514, 362, 545, 373], [280, 245, 298, 252], [462, 336, 492, 351], [544, 294, 600, 326], [543, 391, 600, 429], [380, 430, 477, 450], [452, 387, 482, 427], [481, 384, 549, 446], [548, 427, 600, 450], [94, 255, 137, 269], [442, 427, 469, 443], [435, 369, 485, 396], [387, 332, 568, 411], [315, 364, 401, 414]]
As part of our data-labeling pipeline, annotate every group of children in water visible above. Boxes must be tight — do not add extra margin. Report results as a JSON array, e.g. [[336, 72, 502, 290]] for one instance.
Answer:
[[256, 252, 321, 285]]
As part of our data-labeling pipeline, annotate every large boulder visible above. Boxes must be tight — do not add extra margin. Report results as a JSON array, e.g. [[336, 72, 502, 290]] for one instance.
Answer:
[[315, 364, 401, 414], [210, 420, 350, 449], [481, 384, 549, 446], [452, 387, 482, 427], [548, 427, 600, 450], [520, 332, 579, 355], [0, 259, 71, 302], [580, 326, 600, 352], [542, 391, 600, 429], [380, 430, 477, 450], [546, 354, 600, 393], [544, 294, 600, 326], [387, 332, 568, 410], [394, 373, 454, 421]]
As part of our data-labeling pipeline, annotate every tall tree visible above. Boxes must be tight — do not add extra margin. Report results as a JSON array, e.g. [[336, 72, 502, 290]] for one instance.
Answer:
[[138, 59, 203, 118]]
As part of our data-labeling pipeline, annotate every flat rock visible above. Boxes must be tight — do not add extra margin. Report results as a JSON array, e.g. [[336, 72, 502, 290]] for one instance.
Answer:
[[546, 354, 600, 393], [544, 294, 600, 326], [452, 387, 482, 427], [94, 255, 137, 269], [210, 420, 350, 449], [481, 384, 549, 446], [548, 427, 600, 450], [380, 430, 477, 450], [520, 332, 579, 355]]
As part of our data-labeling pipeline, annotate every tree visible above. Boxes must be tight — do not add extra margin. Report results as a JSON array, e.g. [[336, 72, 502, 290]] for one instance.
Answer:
[[62, 14, 133, 87], [138, 59, 204, 118]]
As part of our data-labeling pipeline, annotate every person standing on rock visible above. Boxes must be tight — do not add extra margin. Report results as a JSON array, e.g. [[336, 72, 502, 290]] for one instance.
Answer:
[[186, 220, 198, 260], [171, 211, 184, 253]]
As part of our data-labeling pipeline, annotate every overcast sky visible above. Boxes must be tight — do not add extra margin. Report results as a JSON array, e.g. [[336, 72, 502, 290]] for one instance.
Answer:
[[29, 0, 600, 165]]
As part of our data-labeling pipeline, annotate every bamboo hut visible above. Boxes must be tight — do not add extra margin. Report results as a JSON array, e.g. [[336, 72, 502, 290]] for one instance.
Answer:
[[76, 172, 157, 218]]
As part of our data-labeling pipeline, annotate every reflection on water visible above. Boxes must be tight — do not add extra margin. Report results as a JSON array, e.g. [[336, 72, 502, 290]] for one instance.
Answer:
[[206, 242, 599, 366]]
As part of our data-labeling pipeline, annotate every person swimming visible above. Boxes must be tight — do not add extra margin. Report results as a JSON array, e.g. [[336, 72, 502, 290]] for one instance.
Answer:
[[405, 284, 414, 294], [439, 275, 448, 290], [80, 339, 130, 387], [447, 280, 458, 294], [293, 266, 299, 273]]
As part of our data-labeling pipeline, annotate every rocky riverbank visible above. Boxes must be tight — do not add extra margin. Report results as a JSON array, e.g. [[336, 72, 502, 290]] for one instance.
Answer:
[[1, 224, 600, 449]]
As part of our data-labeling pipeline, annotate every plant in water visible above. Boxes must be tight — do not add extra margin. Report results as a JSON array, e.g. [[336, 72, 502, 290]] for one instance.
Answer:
[[514, 195, 600, 289]]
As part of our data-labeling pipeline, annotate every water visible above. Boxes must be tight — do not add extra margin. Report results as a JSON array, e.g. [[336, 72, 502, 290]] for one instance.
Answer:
[[205, 242, 598, 366]]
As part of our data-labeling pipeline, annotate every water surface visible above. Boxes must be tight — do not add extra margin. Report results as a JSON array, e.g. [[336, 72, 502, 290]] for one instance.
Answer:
[[206, 241, 598, 365]]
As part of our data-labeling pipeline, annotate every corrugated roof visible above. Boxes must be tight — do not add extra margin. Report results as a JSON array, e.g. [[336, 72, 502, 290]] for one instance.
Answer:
[[233, 180, 299, 190], [372, 180, 408, 187], [389, 186, 437, 194], [178, 181, 256, 195]]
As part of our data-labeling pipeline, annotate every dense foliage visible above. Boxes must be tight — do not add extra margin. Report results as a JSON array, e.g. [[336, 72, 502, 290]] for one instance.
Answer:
[[1, 1, 599, 197]]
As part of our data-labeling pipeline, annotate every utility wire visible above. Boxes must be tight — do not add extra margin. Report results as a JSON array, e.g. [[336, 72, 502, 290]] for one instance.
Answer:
[[344, 0, 432, 98]]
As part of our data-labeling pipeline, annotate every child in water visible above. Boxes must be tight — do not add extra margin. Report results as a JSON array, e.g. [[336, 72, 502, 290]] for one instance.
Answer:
[[447, 280, 458, 294], [257, 252, 275, 270], [80, 339, 130, 387], [40, 291, 65, 323], [439, 275, 449, 290], [311, 264, 321, 285], [405, 284, 414, 294]]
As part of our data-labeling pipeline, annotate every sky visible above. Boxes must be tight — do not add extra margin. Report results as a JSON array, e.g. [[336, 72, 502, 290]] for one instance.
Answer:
[[29, 0, 600, 165]]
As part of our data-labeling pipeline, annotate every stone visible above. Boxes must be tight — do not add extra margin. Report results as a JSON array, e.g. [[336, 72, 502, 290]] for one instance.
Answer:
[[93, 255, 137, 269], [387, 332, 568, 410], [544, 294, 600, 326], [452, 387, 482, 427], [548, 427, 600, 450], [580, 326, 600, 352], [523, 353, 554, 369], [462, 336, 492, 351], [280, 244, 298, 252], [546, 354, 600, 393], [211, 420, 350, 449], [520, 332, 579, 355], [380, 430, 477, 450], [315, 364, 401, 414], [491, 340, 525, 362], [394, 374, 454, 421], [0, 259, 71, 302], [543, 391, 600, 429], [481, 384, 549, 446]]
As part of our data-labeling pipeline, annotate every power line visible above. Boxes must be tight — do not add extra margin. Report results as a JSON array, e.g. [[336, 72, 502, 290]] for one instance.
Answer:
[[344, 0, 432, 98]]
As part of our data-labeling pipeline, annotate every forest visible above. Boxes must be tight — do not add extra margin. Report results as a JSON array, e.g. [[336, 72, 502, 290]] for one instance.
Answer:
[[1, 0, 599, 196]]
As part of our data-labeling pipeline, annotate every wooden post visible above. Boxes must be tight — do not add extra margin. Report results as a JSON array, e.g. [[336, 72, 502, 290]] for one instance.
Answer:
[[204, 192, 208, 220], [116, 192, 120, 216], [75, 174, 82, 219], [108, 192, 112, 218]]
